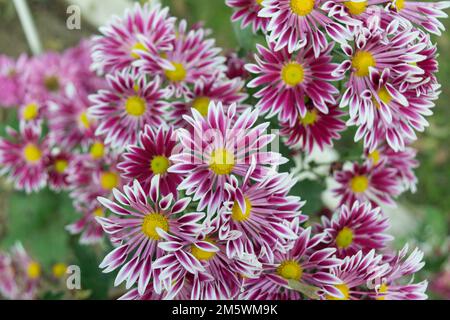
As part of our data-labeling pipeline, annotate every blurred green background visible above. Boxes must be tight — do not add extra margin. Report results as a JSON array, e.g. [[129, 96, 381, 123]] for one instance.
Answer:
[[0, 0, 448, 299]]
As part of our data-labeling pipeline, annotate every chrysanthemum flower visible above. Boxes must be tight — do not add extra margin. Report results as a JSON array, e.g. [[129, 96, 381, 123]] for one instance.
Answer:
[[89, 68, 166, 149], [333, 162, 401, 207], [320, 201, 392, 258], [321, 0, 387, 26], [247, 42, 340, 125], [258, 0, 351, 55], [92, 3, 176, 73], [118, 125, 182, 196], [135, 20, 226, 98], [226, 0, 270, 33], [18, 100, 45, 124], [46, 150, 73, 192], [97, 177, 205, 295], [170, 102, 286, 215], [169, 75, 248, 127], [66, 205, 106, 245], [370, 245, 427, 300], [0, 123, 49, 193], [241, 228, 342, 300], [0, 54, 26, 107], [280, 103, 346, 152]]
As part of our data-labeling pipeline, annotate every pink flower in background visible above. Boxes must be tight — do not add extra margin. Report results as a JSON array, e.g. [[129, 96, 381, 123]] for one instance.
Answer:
[[0, 54, 26, 108], [46, 150, 73, 192], [225, 52, 249, 80], [226, 0, 270, 33], [247, 42, 340, 125], [66, 205, 106, 245], [92, 3, 176, 73], [430, 268, 450, 299]]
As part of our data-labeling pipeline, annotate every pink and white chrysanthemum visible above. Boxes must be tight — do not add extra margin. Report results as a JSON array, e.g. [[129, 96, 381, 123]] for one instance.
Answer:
[[320, 201, 392, 258], [92, 3, 176, 73], [135, 20, 226, 98], [247, 42, 340, 125], [321, 0, 388, 27], [0, 54, 26, 108], [280, 103, 346, 152], [241, 228, 342, 300], [333, 161, 402, 207], [18, 99, 45, 124], [66, 205, 106, 245], [258, 0, 351, 55], [169, 102, 286, 215], [46, 150, 73, 192], [118, 125, 182, 196], [97, 177, 205, 295], [169, 75, 248, 127], [0, 122, 49, 193], [370, 245, 427, 300], [89, 68, 166, 149], [226, 0, 270, 33], [323, 250, 388, 300]]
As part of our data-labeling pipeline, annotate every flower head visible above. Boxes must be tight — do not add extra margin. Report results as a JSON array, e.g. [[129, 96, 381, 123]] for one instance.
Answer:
[[226, 0, 270, 33]]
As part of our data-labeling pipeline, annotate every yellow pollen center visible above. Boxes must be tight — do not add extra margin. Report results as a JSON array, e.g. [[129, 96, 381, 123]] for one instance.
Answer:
[[142, 213, 170, 240], [191, 239, 217, 261], [300, 109, 319, 126], [393, 0, 405, 10], [327, 284, 350, 300], [23, 144, 42, 164], [231, 197, 252, 222], [281, 62, 305, 86], [277, 260, 303, 281], [344, 1, 368, 15], [350, 175, 369, 193], [192, 96, 211, 117], [352, 51, 376, 77], [165, 62, 187, 82], [376, 283, 389, 300], [100, 171, 120, 190], [90, 142, 105, 160], [368, 150, 381, 165], [27, 262, 41, 279], [151, 156, 170, 175], [336, 227, 354, 249], [93, 208, 104, 217], [52, 263, 68, 278], [256, 0, 264, 5], [130, 42, 148, 59], [22, 103, 39, 121], [290, 0, 315, 16], [44, 76, 60, 92], [55, 159, 69, 173], [374, 86, 392, 109], [209, 148, 235, 175], [125, 96, 146, 117], [79, 112, 90, 129]]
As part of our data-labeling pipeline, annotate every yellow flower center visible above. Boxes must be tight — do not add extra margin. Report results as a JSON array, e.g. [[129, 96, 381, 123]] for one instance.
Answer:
[[393, 0, 405, 10], [281, 62, 305, 86], [373, 86, 392, 109], [93, 208, 104, 217], [52, 263, 68, 278], [151, 156, 170, 175], [290, 0, 315, 16], [376, 283, 389, 300], [44, 75, 60, 92], [256, 0, 264, 5], [22, 103, 39, 121], [336, 227, 354, 249], [100, 171, 120, 190], [192, 96, 211, 117], [27, 262, 41, 279], [54, 159, 69, 173], [368, 150, 381, 165], [209, 148, 235, 175], [125, 96, 146, 117], [231, 197, 252, 222], [327, 284, 350, 300], [130, 42, 148, 59], [350, 175, 369, 193], [165, 62, 187, 82], [277, 260, 303, 281], [352, 51, 376, 77], [90, 142, 105, 160], [191, 239, 217, 261], [23, 144, 42, 164], [142, 213, 170, 240], [344, 1, 368, 15], [300, 109, 319, 126], [79, 112, 90, 129]]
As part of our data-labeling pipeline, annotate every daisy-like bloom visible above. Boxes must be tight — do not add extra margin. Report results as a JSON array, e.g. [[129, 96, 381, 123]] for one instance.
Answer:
[[0, 54, 26, 107], [97, 177, 205, 295], [66, 204, 106, 245], [387, 0, 450, 36], [320, 201, 392, 258], [321, 0, 387, 26], [18, 100, 45, 124], [89, 68, 166, 149], [258, 0, 352, 55], [241, 228, 342, 300], [135, 20, 226, 98], [169, 102, 286, 215], [46, 150, 73, 192], [92, 3, 176, 74], [247, 42, 340, 125], [169, 75, 248, 127], [118, 125, 182, 196], [369, 245, 427, 300], [280, 102, 346, 152], [333, 161, 401, 207], [226, 0, 270, 33], [0, 122, 49, 193]]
